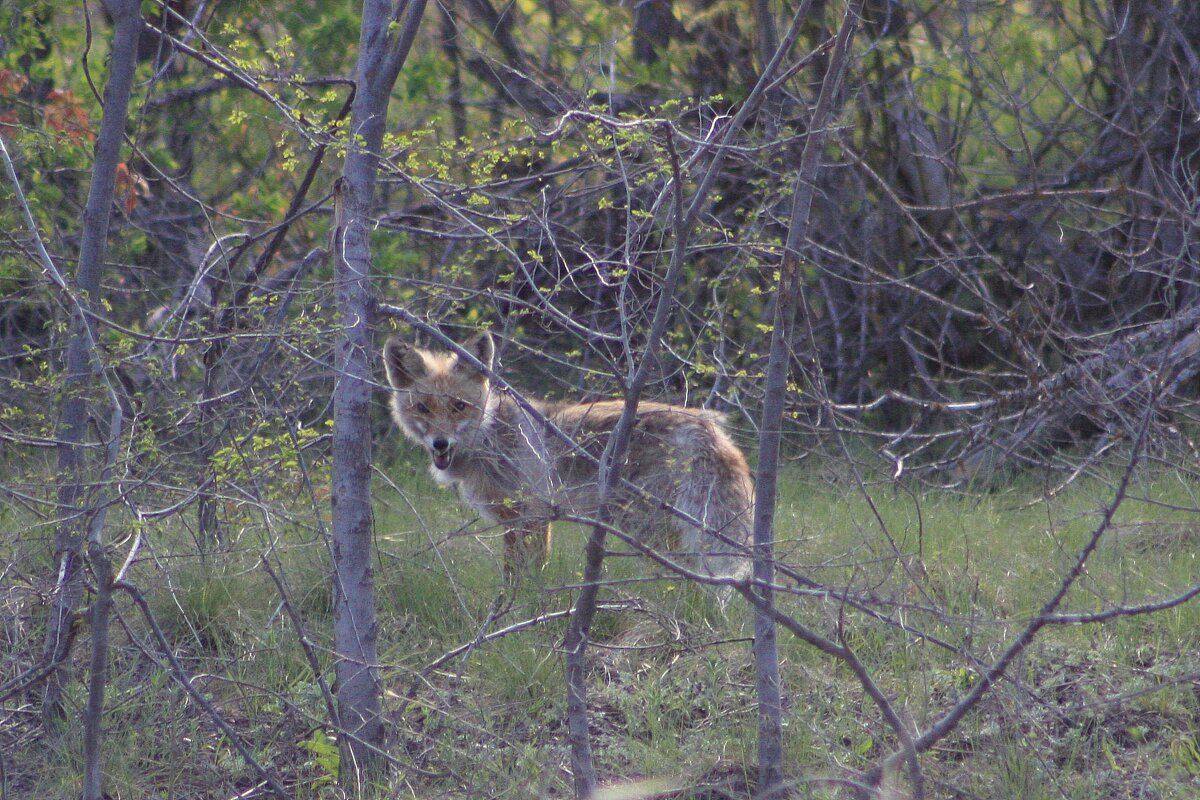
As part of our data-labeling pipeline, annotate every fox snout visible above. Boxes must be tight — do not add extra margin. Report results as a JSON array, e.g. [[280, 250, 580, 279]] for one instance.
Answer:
[[429, 436, 455, 470]]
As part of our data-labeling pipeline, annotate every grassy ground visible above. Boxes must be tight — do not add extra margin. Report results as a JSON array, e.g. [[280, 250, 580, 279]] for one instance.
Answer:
[[3, 453, 1200, 798]]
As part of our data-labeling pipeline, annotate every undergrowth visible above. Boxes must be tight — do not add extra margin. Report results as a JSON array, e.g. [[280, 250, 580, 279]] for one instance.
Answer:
[[2, 456, 1199, 798]]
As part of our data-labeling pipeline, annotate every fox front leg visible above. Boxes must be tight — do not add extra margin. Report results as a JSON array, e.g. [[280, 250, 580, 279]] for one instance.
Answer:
[[502, 520, 552, 579], [490, 504, 552, 579]]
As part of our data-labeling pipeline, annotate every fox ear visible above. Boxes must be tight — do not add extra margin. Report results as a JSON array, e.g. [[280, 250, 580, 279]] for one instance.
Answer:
[[382, 338, 424, 389], [460, 331, 494, 373]]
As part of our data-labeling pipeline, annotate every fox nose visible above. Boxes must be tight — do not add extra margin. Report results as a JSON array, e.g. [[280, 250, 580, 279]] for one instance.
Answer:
[[431, 437, 450, 453]]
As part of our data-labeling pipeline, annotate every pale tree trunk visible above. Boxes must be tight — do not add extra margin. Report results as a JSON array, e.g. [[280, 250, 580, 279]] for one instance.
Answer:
[[751, 3, 862, 796], [753, 0, 783, 138], [560, 5, 851, 793], [563, 126, 691, 799], [80, 0, 144, 791], [40, 0, 143, 732], [332, 0, 427, 787]]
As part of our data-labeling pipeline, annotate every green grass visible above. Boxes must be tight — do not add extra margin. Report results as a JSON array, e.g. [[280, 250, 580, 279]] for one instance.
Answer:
[[4, 456, 1200, 798]]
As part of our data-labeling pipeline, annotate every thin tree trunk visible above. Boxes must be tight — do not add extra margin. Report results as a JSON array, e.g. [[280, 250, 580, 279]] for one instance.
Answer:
[[439, 2, 467, 141], [331, 175, 383, 784], [82, 502, 117, 800], [560, 7, 834, 794], [332, 0, 427, 786], [40, 0, 143, 729], [751, 4, 862, 796], [754, 0, 782, 138], [562, 124, 691, 800]]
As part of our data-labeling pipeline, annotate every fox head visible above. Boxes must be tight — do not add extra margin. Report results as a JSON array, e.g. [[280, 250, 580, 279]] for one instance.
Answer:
[[382, 332, 497, 471]]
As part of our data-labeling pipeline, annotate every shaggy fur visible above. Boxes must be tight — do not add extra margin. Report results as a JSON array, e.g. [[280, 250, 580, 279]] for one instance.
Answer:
[[382, 332, 754, 581]]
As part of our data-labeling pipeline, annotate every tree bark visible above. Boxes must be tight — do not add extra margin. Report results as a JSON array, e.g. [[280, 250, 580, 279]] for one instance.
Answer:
[[633, 0, 675, 64], [331, 174, 384, 784], [41, 0, 143, 730], [751, 3, 862, 796], [332, 0, 428, 786], [82, 527, 116, 800], [563, 122, 691, 800]]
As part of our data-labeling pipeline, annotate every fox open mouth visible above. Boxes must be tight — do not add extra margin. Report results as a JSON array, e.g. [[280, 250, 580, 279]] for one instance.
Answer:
[[431, 448, 453, 470]]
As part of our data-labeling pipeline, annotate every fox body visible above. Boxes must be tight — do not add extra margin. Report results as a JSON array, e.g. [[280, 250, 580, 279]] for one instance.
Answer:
[[382, 332, 754, 581]]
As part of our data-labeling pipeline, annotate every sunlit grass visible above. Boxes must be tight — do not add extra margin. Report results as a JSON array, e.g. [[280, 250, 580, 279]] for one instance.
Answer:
[[5, 455, 1199, 798]]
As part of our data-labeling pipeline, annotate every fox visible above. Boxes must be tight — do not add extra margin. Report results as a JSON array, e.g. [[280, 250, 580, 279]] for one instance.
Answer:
[[381, 331, 754, 585]]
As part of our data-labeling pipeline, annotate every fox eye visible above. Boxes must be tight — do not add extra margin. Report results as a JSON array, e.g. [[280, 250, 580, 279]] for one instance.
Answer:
[[414, 402, 430, 414], [451, 400, 468, 413]]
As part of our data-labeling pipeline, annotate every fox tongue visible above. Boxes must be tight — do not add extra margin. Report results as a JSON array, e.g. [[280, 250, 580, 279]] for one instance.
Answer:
[[432, 450, 452, 470]]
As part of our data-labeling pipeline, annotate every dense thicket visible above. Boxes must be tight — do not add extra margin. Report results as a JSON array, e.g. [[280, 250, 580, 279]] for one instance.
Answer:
[[2, 1, 1198, 483], [2, 1, 1200, 797]]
